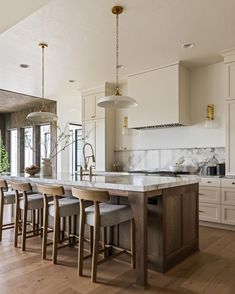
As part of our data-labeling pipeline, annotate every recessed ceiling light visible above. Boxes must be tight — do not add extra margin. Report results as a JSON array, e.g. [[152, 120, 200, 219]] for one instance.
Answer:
[[69, 79, 76, 83], [20, 64, 29, 68], [182, 42, 195, 49]]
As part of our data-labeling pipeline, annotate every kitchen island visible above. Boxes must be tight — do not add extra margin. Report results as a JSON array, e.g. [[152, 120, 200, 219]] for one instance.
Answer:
[[1, 173, 199, 287]]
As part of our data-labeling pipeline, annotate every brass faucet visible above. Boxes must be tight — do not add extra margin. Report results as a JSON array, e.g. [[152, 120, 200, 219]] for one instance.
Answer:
[[80, 143, 96, 177]]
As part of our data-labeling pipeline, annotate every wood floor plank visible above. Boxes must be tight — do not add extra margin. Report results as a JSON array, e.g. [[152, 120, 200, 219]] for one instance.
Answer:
[[1, 212, 235, 294]]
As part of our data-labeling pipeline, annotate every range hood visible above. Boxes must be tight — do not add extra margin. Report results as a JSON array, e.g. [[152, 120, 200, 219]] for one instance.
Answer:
[[127, 63, 190, 129]]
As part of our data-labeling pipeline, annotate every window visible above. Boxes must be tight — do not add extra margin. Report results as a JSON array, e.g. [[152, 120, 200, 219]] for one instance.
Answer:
[[40, 124, 51, 160], [10, 129, 18, 175], [24, 127, 33, 168], [69, 124, 82, 175]]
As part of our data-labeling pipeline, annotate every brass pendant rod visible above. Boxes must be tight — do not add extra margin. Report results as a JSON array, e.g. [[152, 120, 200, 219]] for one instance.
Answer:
[[116, 12, 119, 93]]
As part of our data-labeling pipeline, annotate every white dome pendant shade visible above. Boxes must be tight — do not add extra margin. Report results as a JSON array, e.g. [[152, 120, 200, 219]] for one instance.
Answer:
[[26, 110, 57, 122], [26, 43, 58, 122], [97, 6, 137, 109], [97, 89, 137, 109]]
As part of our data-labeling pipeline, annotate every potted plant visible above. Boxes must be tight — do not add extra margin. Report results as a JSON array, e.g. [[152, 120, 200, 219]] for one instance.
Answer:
[[0, 139, 10, 174]]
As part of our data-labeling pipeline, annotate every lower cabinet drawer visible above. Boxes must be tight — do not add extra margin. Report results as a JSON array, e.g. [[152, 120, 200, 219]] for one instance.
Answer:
[[221, 205, 235, 225], [199, 187, 220, 204], [221, 188, 235, 205], [199, 203, 220, 223]]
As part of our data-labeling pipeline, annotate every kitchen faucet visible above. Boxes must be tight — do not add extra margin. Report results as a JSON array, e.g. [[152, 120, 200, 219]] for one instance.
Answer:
[[80, 142, 96, 176]]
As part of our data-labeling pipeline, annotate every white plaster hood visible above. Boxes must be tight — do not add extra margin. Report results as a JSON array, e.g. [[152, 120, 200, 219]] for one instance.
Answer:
[[127, 63, 190, 129]]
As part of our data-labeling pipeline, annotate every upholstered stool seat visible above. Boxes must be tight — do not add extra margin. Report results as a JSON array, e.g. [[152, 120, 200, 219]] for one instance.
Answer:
[[85, 203, 133, 227], [48, 197, 79, 218], [19, 193, 44, 210], [3, 191, 16, 205]]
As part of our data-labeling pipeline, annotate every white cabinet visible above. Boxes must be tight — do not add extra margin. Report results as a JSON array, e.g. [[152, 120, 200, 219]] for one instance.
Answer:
[[226, 100, 235, 176], [199, 203, 221, 223], [222, 51, 235, 176], [82, 83, 116, 171], [221, 205, 235, 225], [83, 92, 105, 121], [127, 62, 190, 129], [199, 177, 221, 223]]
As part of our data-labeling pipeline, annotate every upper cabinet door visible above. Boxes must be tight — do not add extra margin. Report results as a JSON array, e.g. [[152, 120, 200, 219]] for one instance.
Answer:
[[83, 92, 105, 121], [83, 94, 96, 120], [95, 92, 105, 119], [226, 62, 235, 99], [226, 100, 235, 176]]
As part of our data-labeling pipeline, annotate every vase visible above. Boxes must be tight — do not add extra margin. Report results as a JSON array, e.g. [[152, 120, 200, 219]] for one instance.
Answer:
[[41, 158, 52, 177]]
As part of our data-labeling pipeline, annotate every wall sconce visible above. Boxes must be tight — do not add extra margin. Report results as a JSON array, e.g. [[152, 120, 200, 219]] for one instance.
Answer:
[[122, 116, 130, 136], [205, 104, 215, 129]]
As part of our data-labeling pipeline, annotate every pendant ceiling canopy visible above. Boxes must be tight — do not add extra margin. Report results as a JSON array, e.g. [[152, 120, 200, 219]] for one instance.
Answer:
[[26, 43, 58, 122], [97, 6, 137, 109]]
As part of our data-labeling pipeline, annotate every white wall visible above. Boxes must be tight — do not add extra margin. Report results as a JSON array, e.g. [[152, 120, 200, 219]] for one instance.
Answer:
[[54, 88, 82, 174], [115, 62, 225, 151]]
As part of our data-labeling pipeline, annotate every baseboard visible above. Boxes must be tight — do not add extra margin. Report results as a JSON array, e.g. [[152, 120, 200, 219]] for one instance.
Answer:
[[199, 221, 235, 231]]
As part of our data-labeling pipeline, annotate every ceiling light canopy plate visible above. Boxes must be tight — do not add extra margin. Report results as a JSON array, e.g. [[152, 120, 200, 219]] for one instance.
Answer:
[[112, 6, 123, 15]]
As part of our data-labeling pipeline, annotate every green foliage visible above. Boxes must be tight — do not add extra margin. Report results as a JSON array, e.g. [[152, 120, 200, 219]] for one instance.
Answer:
[[0, 139, 10, 173]]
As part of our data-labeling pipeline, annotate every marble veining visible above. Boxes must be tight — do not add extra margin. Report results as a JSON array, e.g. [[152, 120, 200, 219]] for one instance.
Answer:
[[1, 173, 199, 192], [114, 147, 225, 173]]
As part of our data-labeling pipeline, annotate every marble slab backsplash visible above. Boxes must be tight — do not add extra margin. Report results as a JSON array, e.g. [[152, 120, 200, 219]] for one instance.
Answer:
[[114, 147, 225, 173]]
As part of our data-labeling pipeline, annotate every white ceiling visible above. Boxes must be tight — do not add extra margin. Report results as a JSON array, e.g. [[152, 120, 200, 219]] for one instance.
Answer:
[[0, 0, 52, 33], [1, 0, 235, 101]]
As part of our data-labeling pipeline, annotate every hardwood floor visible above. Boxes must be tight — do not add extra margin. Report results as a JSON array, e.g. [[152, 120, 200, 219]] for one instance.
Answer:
[[1, 206, 235, 294]]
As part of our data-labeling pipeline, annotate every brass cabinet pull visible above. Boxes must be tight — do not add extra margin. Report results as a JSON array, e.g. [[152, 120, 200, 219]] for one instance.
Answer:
[[199, 193, 204, 195], [207, 181, 211, 183], [199, 210, 204, 213]]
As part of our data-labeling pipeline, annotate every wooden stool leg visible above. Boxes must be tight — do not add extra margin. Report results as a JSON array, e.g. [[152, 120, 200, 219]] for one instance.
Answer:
[[22, 206, 28, 251], [32, 210, 36, 236], [42, 199, 48, 259], [73, 215, 77, 243], [40, 208, 43, 238], [131, 219, 136, 269], [91, 223, 99, 282], [89, 226, 93, 255], [0, 195, 4, 242], [67, 216, 72, 245], [78, 202, 85, 276], [14, 199, 20, 248], [102, 227, 107, 258], [52, 214, 60, 264]]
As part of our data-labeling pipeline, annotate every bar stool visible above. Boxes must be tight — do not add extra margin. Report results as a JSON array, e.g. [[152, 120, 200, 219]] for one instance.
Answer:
[[72, 187, 136, 283], [9, 181, 44, 250], [37, 184, 79, 264], [0, 180, 19, 241]]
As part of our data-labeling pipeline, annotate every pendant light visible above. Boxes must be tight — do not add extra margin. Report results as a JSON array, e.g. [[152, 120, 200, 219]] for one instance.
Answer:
[[27, 43, 58, 122], [97, 6, 137, 109]]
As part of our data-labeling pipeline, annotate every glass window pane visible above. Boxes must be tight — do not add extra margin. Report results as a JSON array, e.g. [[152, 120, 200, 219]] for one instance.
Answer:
[[40, 125, 51, 160], [10, 129, 18, 175], [24, 127, 33, 168], [69, 124, 82, 175]]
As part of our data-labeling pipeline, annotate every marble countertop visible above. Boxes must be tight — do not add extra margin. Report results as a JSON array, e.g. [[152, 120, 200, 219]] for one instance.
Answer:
[[0, 172, 199, 192]]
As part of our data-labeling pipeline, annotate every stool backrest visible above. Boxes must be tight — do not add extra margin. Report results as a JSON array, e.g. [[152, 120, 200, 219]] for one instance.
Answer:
[[0, 180, 7, 189], [9, 181, 32, 193], [0, 180, 8, 200], [71, 188, 109, 203], [37, 184, 65, 197]]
